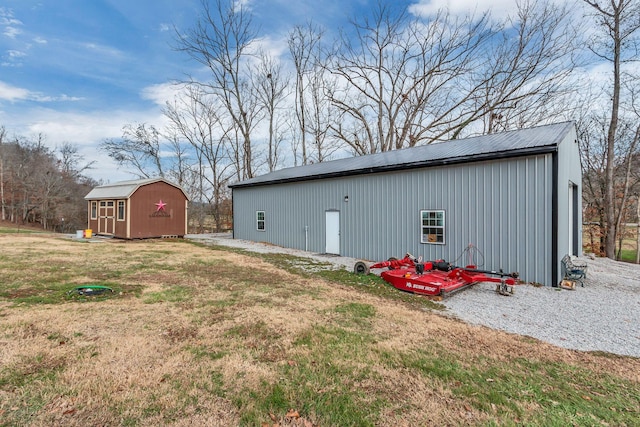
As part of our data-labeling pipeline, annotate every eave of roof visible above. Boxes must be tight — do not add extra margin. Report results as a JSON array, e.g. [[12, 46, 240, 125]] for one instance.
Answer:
[[230, 121, 574, 189], [84, 178, 190, 201]]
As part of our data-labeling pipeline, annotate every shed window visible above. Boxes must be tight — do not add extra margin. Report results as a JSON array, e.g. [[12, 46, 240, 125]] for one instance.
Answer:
[[117, 200, 125, 221], [91, 201, 97, 220], [256, 211, 265, 231], [421, 210, 445, 244]]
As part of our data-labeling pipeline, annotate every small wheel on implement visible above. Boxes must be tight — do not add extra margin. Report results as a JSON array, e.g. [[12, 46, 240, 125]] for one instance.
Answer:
[[354, 261, 370, 275], [387, 257, 398, 270], [495, 282, 513, 296]]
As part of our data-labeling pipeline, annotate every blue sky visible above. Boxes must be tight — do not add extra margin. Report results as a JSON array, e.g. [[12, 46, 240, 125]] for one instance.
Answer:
[[0, 0, 558, 183]]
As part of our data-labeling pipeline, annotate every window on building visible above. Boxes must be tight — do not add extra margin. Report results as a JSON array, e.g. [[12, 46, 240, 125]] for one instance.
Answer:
[[421, 210, 445, 244], [117, 201, 125, 221], [91, 201, 97, 219], [256, 211, 265, 231]]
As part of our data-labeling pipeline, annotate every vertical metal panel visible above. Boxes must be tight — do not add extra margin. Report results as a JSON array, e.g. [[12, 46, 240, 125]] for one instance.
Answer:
[[233, 153, 559, 285]]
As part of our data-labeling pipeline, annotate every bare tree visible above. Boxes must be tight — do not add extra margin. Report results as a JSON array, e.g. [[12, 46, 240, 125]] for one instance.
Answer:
[[4, 135, 60, 228], [100, 123, 164, 179], [17, 135, 51, 224], [163, 129, 193, 189], [58, 142, 96, 179], [0, 128, 96, 231], [164, 84, 234, 232], [474, 0, 578, 134], [252, 52, 290, 171], [637, 193, 640, 263], [308, 67, 339, 163], [329, 1, 578, 155], [0, 126, 7, 221], [329, 4, 494, 154], [175, 0, 260, 180], [288, 23, 326, 164], [582, 0, 640, 259], [288, 23, 339, 164], [614, 123, 640, 259]]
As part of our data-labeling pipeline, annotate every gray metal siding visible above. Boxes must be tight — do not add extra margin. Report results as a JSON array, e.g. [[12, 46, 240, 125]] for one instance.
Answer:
[[233, 154, 554, 285]]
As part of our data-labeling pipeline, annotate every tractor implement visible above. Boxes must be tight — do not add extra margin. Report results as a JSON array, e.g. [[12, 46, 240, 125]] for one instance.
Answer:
[[354, 253, 519, 298]]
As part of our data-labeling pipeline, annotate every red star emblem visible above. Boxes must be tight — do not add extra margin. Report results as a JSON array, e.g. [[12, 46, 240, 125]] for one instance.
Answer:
[[155, 199, 167, 211]]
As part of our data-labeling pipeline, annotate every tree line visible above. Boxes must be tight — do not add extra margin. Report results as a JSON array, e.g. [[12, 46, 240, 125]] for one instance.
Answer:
[[0, 126, 97, 231]]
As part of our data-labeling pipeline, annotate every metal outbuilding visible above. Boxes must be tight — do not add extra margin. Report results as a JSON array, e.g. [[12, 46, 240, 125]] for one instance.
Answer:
[[229, 122, 582, 286], [84, 178, 189, 239]]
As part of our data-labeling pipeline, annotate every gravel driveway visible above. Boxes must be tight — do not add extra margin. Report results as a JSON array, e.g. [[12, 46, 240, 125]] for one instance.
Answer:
[[187, 234, 640, 358]]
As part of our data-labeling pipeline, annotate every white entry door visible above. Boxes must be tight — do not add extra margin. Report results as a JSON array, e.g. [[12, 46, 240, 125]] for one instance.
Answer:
[[568, 184, 574, 255], [325, 210, 340, 255], [568, 182, 579, 255]]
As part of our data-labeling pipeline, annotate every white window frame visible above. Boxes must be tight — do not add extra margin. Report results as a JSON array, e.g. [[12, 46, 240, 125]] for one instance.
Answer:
[[117, 200, 126, 221], [91, 201, 97, 220], [420, 210, 445, 245], [256, 211, 265, 231]]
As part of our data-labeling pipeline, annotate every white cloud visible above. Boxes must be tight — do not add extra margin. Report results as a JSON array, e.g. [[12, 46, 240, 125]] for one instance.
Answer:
[[15, 109, 123, 142], [408, 0, 570, 23], [0, 80, 84, 102], [3, 26, 21, 38], [233, 0, 254, 12], [33, 36, 47, 44], [2, 50, 27, 67], [0, 83, 175, 180], [0, 11, 21, 26], [408, 0, 512, 20], [249, 35, 289, 59], [81, 42, 126, 60], [141, 82, 186, 106], [33, 94, 85, 102], [1, 7, 23, 38], [1, 107, 165, 183], [0, 80, 30, 101], [8, 49, 26, 58]]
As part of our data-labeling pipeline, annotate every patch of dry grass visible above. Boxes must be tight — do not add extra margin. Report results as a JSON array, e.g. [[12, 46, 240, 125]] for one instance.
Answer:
[[0, 233, 638, 426]]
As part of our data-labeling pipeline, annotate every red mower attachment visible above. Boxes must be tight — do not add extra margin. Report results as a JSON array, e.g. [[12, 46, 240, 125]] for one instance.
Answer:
[[354, 253, 519, 298]]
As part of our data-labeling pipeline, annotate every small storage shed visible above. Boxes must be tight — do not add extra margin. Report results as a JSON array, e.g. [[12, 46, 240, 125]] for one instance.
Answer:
[[84, 178, 189, 239], [229, 122, 582, 286]]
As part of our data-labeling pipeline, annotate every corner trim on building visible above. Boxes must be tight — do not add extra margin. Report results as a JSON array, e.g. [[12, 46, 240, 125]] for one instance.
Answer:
[[551, 152, 559, 286]]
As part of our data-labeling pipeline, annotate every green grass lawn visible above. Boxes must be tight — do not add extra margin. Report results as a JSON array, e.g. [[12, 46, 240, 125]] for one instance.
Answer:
[[617, 249, 638, 263], [1, 234, 638, 426]]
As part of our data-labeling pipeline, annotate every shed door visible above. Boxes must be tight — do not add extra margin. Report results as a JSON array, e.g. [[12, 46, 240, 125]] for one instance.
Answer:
[[325, 210, 340, 255], [98, 201, 115, 235]]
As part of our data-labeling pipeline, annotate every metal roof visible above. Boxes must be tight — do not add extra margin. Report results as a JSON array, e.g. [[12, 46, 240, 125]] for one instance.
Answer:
[[85, 178, 190, 200], [230, 121, 575, 188]]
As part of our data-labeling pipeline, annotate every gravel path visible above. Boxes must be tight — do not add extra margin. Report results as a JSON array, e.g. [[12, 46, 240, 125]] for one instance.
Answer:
[[440, 257, 640, 358], [187, 234, 640, 358]]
